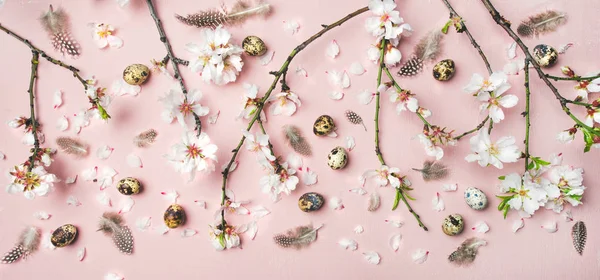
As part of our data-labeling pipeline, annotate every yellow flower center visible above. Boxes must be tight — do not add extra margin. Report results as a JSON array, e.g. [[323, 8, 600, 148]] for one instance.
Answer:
[[518, 189, 528, 197], [179, 102, 193, 116], [24, 172, 41, 191], [187, 144, 203, 159], [488, 144, 499, 156], [97, 29, 112, 39]]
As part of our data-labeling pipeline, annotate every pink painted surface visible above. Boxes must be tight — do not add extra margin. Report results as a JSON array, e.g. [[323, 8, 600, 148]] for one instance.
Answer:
[[0, 0, 599, 279]]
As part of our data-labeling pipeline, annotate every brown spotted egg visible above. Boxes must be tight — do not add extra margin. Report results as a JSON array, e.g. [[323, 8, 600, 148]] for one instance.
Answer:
[[313, 115, 335, 136], [50, 224, 78, 247], [164, 204, 186, 229], [533, 44, 558, 68], [432, 59, 456, 81], [123, 64, 150, 85], [117, 177, 142, 195], [442, 214, 464, 236], [242, 36, 267, 56], [327, 146, 348, 170]]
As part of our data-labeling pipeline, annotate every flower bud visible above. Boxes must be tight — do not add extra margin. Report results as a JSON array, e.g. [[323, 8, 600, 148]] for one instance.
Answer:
[[561, 66, 575, 77]]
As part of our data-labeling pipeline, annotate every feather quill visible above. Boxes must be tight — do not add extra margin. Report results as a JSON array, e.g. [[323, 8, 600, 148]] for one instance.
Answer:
[[283, 125, 312, 156], [412, 161, 449, 181], [39, 5, 80, 57], [367, 192, 380, 212], [448, 237, 487, 266], [397, 30, 444, 77], [98, 212, 134, 255], [273, 224, 322, 249], [1, 226, 41, 264], [572, 221, 586, 255], [133, 129, 158, 148], [176, 1, 271, 29], [56, 136, 88, 156], [517, 10, 567, 38]]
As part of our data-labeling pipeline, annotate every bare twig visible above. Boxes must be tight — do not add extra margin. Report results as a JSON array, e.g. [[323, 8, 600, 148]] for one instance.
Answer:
[[26, 51, 41, 172]]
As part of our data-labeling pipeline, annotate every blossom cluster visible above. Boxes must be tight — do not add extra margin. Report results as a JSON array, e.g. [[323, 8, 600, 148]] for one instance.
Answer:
[[465, 129, 520, 169], [165, 131, 218, 181], [497, 154, 585, 217], [365, 0, 412, 66], [209, 223, 241, 251], [361, 164, 410, 189], [160, 86, 210, 127], [418, 125, 456, 160], [463, 72, 518, 124], [72, 77, 112, 133], [187, 27, 244, 86]]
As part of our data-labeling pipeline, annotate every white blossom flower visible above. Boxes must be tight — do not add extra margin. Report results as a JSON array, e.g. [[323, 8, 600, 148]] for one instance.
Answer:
[[267, 90, 301, 116], [389, 88, 418, 114], [574, 74, 600, 101], [545, 165, 585, 213], [165, 131, 218, 181], [367, 37, 405, 66], [557, 127, 577, 144], [242, 131, 276, 161], [90, 23, 123, 49], [360, 165, 402, 188], [209, 224, 241, 250], [463, 72, 510, 97], [477, 88, 518, 123], [7, 165, 57, 199], [583, 107, 600, 126], [217, 189, 250, 217], [160, 86, 209, 127], [365, 0, 412, 40], [417, 126, 456, 160], [259, 162, 299, 201], [465, 129, 520, 169], [500, 173, 547, 216], [72, 110, 90, 134], [238, 83, 266, 120]]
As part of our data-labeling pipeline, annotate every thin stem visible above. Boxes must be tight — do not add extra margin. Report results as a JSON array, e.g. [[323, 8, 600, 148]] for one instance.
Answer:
[[374, 41, 386, 165], [383, 67, 431, 127], [219, 6, 370, 229], [26, 51, 41, 172], [453, 116, 489, 140], [545, 73, 600, 82], [524, 59, 531, 170], [480, 0, 600, 138], [441, 0, 493, 75], [146, 0, 201, 135], [398, 188, 427, 230]]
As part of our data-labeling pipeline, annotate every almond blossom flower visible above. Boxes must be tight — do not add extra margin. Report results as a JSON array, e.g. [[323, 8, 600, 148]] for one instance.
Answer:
[[7, 165, 57, 200], [477, 88, 518, 123], [165, 131, 218, 181], [465, 129, 520, 169], [365, 0, 412, 40], [242, 131, 276, 161], [417, 125, 456, 160], [583, 107, 600, 126], [556, 127, 577, 144], [8, 116, 45, 146], [463, 72, 510, 97], [545, 165, 585, 213], [84, 77, 111, 120], [216, 189, 250, 218], [259, 162, 299, 201], [209, 223, 241, 251], [499, 173, 547, 216], [360, 165, 405, 188], [574, 73, 600, 101], [389, 88, 418, 114], [160, 86, 209, 127], [90, 23, 123, 49], [267, 90, 301, 116], [367, 37, 406, 66], [238, 83, 266, 121]]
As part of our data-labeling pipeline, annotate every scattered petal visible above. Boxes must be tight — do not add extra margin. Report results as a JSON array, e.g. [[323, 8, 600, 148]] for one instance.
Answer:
[[98, 167, 117, 190], [96, 145, 114, 160], [326, 40, 340, 59], [251, 205, 270, 219], [283, 20, 300, 35], [341, 71, 350, 88], [33, 211, 51, 220], [326, 131, 338, 138], [542, 221, 558, 233], [111, 79, 141, 96], [127, 154, 143, 168], [77, 247, 86, 261], [472, 222, 490, 233], [385, 219, 403, 228], [354, 225, 364, 234], [412, 249, 429, 264], [349, 62, 366, 75], [432, 192, 445, 212], [287, 153, 303, 170], [161, 189, 179, 204], [330, 197, 344, 210], [295, 66, 308, 77], [53, 90, 63, 109], [441, 183, 458, 192], [42, 232, 56, 250], [97, 192, 112, 207], [181, 229, 197, 237], [512, 218, 524, 233], [349, 188, 367, 195], [246, 220, 258, 240], [260, 50, 275, 65], [119, 197, 135, 213], [156, 224, 170, 235], [363, 251, 381, 265], [136, 217, 152, 231], [105, 272, 124, 280], [338, 238, 358, 251], [507, 42, 517, 59], [194, 200, 207, 209], [208, 110, 220, 124], [329, 91, 344, 100], [65, 175, 77, 184], [67, 195, 82, 206], [389, 234, 402, 252], [358, 89, 374, 105], [300, 167, 318, 186], [345, 136, 355, 151], [56, 116, 69, 131], [503, 61, 521, 75], [81, 166, 98, 181], [563, 210, 573, 222], [558, 43, 573, 54]]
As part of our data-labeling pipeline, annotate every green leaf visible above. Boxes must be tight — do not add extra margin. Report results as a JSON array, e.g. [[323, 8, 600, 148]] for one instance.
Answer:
[[391, 189, 400, 210], [502, 204, 510, 219], [441, 20, 452, 34], [218, 233, 226, 248], [582, 128, 594, 153], [497, 200, 507, 211], [527, 162, 535, 170], [97, 104, 111, 120], [404, 192, 416, 201], [498, 176, 506, 180], [495, 195, 513, 200]]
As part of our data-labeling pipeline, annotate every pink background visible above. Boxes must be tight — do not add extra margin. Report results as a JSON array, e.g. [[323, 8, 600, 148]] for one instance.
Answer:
[[1, 0, 599, 279]]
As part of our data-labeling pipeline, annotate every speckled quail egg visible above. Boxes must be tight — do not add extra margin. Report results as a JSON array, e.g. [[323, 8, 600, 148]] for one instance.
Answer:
[[533, 44, 558, 68], [164, 204, 186, 229], [442, 214, 464, 236], [432, 59, 456, 81], [313, 115, 335, 136], [464, 187, 488, 210], [123, 64, 150, 85], [242, 36, 267, 56], [298, 192, 324, 212], [50, 224, 78, 247], [327, 146, 348, 170], [117, 177, 142, 195]]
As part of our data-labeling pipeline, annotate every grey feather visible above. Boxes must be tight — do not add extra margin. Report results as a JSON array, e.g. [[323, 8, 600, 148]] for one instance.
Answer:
[[517, 10, 567, 38], [283, 125, 312, 156], [398, 30, 444, 77], [133, 129, 158, 148], [40, 5, 80, 57], [273, 224, 322, 249], [56, 136, 88, 156], [412, 161, 449, 181], [98, 212, 134, 255], [1, 226, 41, 264], [176, 0, 271, 29], [572, 221, 586, 255], [448, 237, 487, 266], [367, 192, 380, 212]]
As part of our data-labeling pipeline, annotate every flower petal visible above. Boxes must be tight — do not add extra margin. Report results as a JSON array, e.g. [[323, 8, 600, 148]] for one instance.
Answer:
[[161, 189, 179, 204], [472, 222, 490, 233], [56, 115, 69, 131], [329, 91, 344, 100], [385, 219, 403, 228], [389, 234, 402, 252], [507, 42, 517, 59], [181, 229, 197, 237], [349, 188, 367, 195], [363, 251, 381, 265], [349, 62, 366, 76], [326, 40, 340, 59], [441, 183, 458, 192], [97, 145, 114, 160], [97, 192, 111, 207], [67, 195, 82, 206], [330, 197, 344, 210], [541, 221, 558, 233], [53, 90, 63, 109], [354, 225, 364, 234], [119, 197, 135, 214], [77, 247, 86, 261], [250, 205, 270, 219], [127, 154, 143, 168], [512, 218, 524, 233], [260, 50, 275, 66], [338, 238, 358, 251], [136, 216, 152, 231], [412, 249, 429, 264], [432, 192, 445, 212], [345, 136, 356, 151], [33, 211, 51, 220]]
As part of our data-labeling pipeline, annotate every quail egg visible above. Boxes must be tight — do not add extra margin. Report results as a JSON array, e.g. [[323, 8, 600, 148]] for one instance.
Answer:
[[313, 115, 335, 136], [533, 44, 558, 68], [442, 214, 464, 236], [242, 36, 267, 56], [298, 192, 325, 212], [327, 146, 348, 170], [464, 187, 488, 210], [117, 177, 142, 195], [164, 204, 186, 229], [50, 224, 78, 247], [432, 59, 456, 81], [123, 64, 150, 85]]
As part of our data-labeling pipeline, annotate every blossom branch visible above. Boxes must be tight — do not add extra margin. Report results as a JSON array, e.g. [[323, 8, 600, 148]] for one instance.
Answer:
[[219, 6, 370, 230], [26, 52, 41, 172], [146, 0, 201, 134], [524, 59, 531, 170], [453, 116, 490, 140], [545, 73, 600, 82], [0, 23, 110, 119], [480, 0, 600, 141], [382, 67, 432, 127]]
